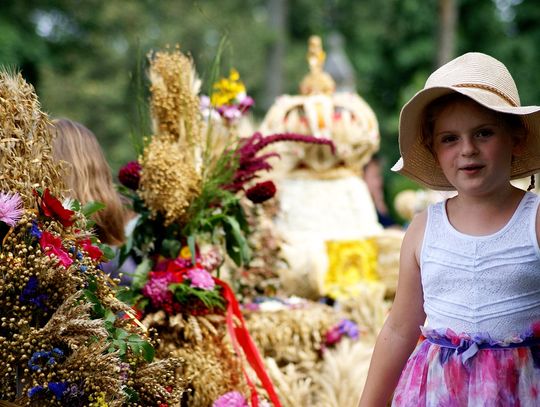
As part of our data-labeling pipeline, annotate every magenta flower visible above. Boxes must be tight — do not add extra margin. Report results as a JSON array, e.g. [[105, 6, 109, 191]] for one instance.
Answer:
[[142, 274, 174, 309], [187, 266, 215, 290], [39, 231, 73, 268], [0, 191, 23, 227], [212, 391, 249, 407], [325, 326, 343, 346], [222, 132, 335, 192], [118, 161, 142, 190]]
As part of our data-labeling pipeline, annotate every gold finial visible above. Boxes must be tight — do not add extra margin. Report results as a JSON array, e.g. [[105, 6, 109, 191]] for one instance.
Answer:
[[299, 35, 336, 95]]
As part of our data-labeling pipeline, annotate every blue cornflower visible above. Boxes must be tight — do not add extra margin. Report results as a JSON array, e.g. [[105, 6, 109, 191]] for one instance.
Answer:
[[19, 276, 48, 310], [48, 381, 69, 399], [76, 251, 83, 260], [28, 385, 45, 397], [28, 348, 65, 371], [29, 220, 42, 239], [80, 265, 87, 272]]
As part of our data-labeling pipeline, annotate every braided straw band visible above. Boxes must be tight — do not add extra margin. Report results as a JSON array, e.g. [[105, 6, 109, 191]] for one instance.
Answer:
[[453, 83, 519, 107]]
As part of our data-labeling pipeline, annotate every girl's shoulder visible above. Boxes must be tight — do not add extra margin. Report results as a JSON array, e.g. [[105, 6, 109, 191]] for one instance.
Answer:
[[404, 209, 428, 264]]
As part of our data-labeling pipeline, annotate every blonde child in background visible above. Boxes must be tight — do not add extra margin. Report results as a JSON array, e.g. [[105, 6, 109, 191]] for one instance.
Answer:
[[52, 118, 133, 279], [359, 53, 540, 406]]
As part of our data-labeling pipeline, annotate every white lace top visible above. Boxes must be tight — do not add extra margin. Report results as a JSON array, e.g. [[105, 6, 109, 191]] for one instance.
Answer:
[[421, 192, 540, 340]]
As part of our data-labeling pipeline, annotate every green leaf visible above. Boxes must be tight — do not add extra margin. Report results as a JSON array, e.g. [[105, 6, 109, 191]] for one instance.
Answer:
[[117, 340, 128, 356], [141, 341, 155, 362], [70, 199, 81, 211], [115, 287, 137, 304], [161, 238, 182, 259], [81, 201, 106, 218], [118, 228, 135, 266], [188, 235, 197, 264], [131, 257, 152, 291], [115, 329, 130, 340], [104, 309, 117, 324], [222, 216, 251, 266], [97, 243, 116, 261], [123, 386, 139, 402]]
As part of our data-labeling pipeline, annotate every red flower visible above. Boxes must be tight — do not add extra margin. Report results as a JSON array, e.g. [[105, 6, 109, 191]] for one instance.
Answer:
[[245, 180, 276, 204], [39, 189, 75, 227], [79, 238, 103, 261], [40, 231, 73, 268], [118, 161, 142, 190]]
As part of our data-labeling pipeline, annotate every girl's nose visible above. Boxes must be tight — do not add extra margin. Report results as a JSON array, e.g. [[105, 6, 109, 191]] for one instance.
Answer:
[[461, 137, 478, 156]]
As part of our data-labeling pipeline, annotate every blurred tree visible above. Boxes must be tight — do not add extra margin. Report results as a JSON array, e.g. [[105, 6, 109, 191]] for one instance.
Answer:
[[0, 0, 539, 194]]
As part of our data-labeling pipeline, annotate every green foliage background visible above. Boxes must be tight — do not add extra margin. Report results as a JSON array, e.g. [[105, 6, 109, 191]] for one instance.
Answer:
[[1, 0, 538, 219]]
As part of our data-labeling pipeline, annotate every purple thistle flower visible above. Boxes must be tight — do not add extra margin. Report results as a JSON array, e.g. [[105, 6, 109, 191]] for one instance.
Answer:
[[213, 391, 249, 407], [0, 191, 23, 227]]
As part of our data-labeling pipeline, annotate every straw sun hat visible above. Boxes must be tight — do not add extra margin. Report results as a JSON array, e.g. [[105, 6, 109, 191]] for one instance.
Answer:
[[392, 52, 540, 190]]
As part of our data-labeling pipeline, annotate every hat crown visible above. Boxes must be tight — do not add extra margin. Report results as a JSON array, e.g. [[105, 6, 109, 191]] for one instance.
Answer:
[[425, 52, 520, 107]]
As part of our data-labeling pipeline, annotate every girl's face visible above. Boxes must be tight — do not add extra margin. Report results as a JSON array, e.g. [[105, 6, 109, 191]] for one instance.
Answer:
[[432, 99, 520, 196]]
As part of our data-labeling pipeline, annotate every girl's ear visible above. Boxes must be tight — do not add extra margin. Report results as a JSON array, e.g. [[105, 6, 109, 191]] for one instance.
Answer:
[[512, 132, 527, 157]]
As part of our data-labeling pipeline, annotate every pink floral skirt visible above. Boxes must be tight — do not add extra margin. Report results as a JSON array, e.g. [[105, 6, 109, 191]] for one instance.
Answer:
[[392, 326, 540, 407]]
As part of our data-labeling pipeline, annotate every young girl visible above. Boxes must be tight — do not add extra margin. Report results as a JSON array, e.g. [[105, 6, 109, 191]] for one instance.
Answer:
[[359, 52, 540, 406], [52, 118, 129, 247]]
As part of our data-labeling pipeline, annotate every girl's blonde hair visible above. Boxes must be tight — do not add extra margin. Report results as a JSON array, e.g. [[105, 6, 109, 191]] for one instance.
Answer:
[[52, 118, 127, 246]]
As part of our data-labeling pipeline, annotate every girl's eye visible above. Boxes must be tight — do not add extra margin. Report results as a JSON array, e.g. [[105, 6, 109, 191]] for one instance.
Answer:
[[441, 135, 458, 143], [476, 129, 494, 138]]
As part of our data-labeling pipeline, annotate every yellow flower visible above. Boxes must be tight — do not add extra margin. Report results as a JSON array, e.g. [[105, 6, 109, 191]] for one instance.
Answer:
[[88, 392, 109, 407], [210, 69, 246, 107], [324, 239, 379, 300], [180, 245, 192, 259]]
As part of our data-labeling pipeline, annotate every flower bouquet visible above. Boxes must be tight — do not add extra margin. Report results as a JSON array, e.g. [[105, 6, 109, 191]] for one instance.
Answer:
[[116, 47, 334, 406], [0, 71, 184, 405]]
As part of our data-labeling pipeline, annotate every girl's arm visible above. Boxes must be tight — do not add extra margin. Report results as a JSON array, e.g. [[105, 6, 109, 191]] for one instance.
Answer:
[[358, 211, 427, 407]]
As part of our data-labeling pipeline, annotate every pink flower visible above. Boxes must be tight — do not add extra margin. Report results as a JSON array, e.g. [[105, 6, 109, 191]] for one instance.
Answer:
[[187, 266, 215, 290], [212, 391, 249, 407], [0, 191, 23, 227], [40, 231, 73, 268], [325, 326, 343, 346], [142, 274, 174, 309]]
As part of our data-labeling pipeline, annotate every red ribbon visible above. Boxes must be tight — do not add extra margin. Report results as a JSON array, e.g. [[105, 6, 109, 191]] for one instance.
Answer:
[[214, 278, 282, 407]]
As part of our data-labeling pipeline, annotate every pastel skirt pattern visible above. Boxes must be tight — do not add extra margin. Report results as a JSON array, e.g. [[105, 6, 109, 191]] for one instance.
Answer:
[[392, 327, 540, 407]]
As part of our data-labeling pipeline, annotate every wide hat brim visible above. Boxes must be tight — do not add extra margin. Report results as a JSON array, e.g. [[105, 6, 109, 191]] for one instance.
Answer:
[[392, 85, 540, 190]]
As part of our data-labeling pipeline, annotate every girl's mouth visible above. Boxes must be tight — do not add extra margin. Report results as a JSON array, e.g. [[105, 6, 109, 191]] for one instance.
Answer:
[[460, 164, 484, 173]]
